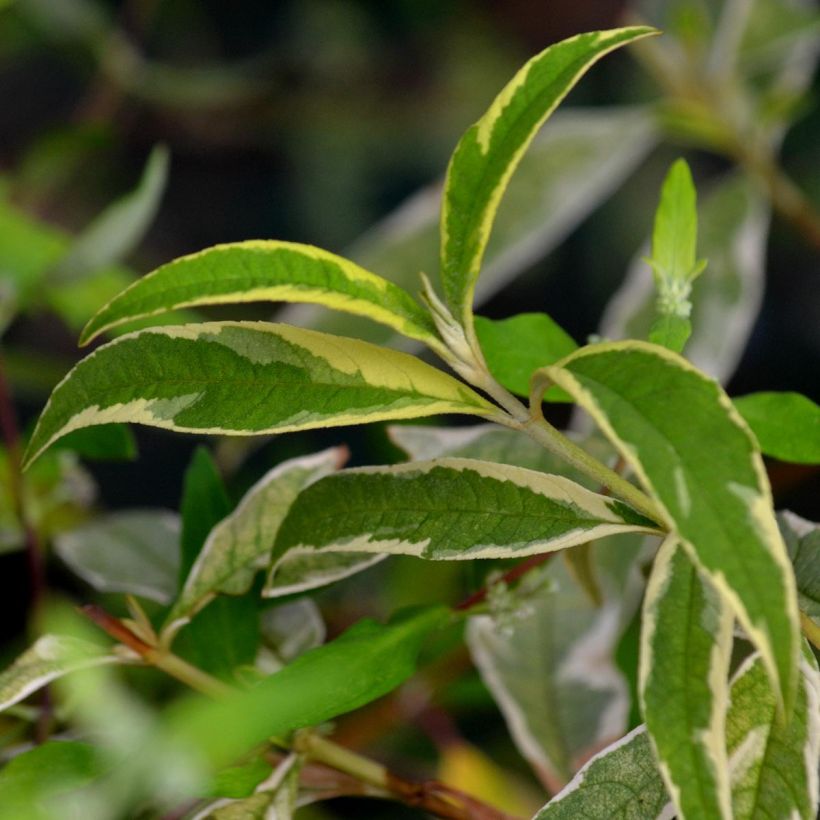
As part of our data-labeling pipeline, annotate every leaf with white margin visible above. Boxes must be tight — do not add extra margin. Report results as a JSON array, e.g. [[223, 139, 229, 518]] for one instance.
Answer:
[[55, 509, 180, 604], [532, 725, 672, 819], [165, 448, 344, 633], [778, 510, 820, 618], [282, 106, 657, 348], [79, 241, 441, 350], [439, 26, 657, 327], [727, 648, 820, 819], [273, 458, 660, 566], [599, 173, 769, 384], [23, 321, 495, 468], [640, 537, 733, 819], [0, 635, 124, 713], [534, 341, 800, 713], [468, 533, 647, 789]]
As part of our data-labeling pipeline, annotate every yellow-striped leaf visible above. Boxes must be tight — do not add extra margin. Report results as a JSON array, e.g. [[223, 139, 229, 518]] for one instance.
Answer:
[[79, 241, 441, 349], [23, 321, 494, 468], [533, 341, 800, 712], [439, 26, 657, 326]]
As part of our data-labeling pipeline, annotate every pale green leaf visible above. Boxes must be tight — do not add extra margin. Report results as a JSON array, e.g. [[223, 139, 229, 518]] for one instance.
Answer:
[[533, 726, 671, 819], [727, 650, 820, 819], [535, 341, 800, 711], [166, 448, 344, 633], [285, 106, 657, 347], [23, 321, 494, 468], [778, 511, 820, 618], [440, 26, 657, 326], [600, 173, 769, 383], [168, 606, 449, 768], [0, 635, 121, 713], [264, 549, 384, 599], [273, 457, 659, 566], [55, 509, 180, 604], [51, 145, 169, 283], [468, 535, 645, 787], [79, 241, 441, 349], [640, 537, 733, 819], [734, 391, 820, 464], [258, 600, 325, 674], [475, 313, 576, 399]]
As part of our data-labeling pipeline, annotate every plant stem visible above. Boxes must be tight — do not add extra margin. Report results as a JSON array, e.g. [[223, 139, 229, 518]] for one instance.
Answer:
[[800, 611, 820, 652]]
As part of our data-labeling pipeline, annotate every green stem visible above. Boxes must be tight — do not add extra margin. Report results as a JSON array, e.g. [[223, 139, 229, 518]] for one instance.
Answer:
[[800, 612, 820, 652]]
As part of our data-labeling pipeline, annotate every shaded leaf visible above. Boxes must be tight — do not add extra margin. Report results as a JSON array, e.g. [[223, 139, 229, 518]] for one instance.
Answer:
[[56, 423, 137, 461], [778, 511, 820, 618]]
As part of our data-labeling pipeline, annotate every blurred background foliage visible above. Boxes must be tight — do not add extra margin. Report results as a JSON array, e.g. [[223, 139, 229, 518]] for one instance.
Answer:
[[0, 1, 819, 817]]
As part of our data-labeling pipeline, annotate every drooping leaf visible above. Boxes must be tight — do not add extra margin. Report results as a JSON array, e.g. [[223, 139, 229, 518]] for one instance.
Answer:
[[439, 27, 657, 326], [54, 509, 180, 604], [284, 106, 657, 347], [0, 635, 121, 712], [778, 511, 820, 618], [535, 341, 800, 711], [727, 649, 820, 819], [55, 423, 137, 461], [168, 606, 449, 768], [273, 458, 659, 569], [51, 145, 169, 282], [23, 321, 495, 467], [167, 448, 344, 633], [640, 537, 733, 819], [600, 173, 769, 383], [734, 391, 820, 464], [79, 241, 442, 350], [533, 726, 671, 819], [468, 534, 646, 788], [474, 313, 576, 398]]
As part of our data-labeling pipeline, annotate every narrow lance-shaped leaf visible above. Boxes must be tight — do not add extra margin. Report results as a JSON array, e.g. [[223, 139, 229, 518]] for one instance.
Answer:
[[734, 391, 820, 464], [23, 321, 495, 468], [79, 241, 442, 350], [640, 537, 733, 819], [778, 511, 820, 618], [533, 726, 671, 819], [272, 458, 660, 569], [440, 26, 657, 326], [0, 635, 123, 713], [166, 448, 345, 635], [727, 648, 820, 819], [533, 341, 800, 712], [644, 159, 707, 353]]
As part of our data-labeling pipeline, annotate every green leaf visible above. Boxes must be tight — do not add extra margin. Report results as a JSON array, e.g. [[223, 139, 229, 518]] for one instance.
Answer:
[[535, 341, 800, 712], [0, 635, 120, 712], [273, 457, 659, 566], [468, 535, 645, 787], [439, 26, 657, 326], [533, 726, 671, 819], [23, 321, 494, 468], [778, 511, 820, 618], [51, 145, 169, 283], [55, 423, 137, 461], [54, 509, 180, 604], [167, 448, 344, 634], [726, 649, 820, 819], [209, 756, 272, 799], [264, 550, 385, 599], [733, 391, 820, 464], [640, 537, 733, 819], [474, 313, 576, 399], [289, 106, 657, 347], [648, 313, 692, 354], [79, 240, 442, 349], [601, 173, 768, 383], [168, 606, 449, 768]]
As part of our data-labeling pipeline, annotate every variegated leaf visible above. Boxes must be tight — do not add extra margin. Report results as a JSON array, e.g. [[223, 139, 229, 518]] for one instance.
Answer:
[[440, 26, 657, 326], [640, 537, 733, 819], [272, 458, 659, 569], [79, 241, 442, 350], [166, 448, 344, 633], [533, 726, 672, 819], [468, 534, 646, 788], [24, 321, 495, 467], [778, 511, 820, 618], [727, 649, 820, 819], [535, 341, 800, 712]]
